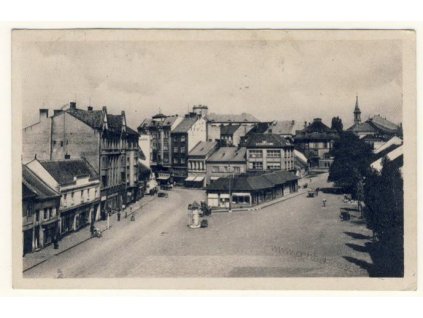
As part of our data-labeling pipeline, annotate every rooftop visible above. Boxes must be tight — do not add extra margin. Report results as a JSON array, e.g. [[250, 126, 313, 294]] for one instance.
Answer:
[[265, 120, 297, 135], [22, 165, 61, 200], [207, 112, 260, 123], [206, 170, 298, 192], [245, 133, 291, 148], [188, 141, 218, 157], [207, 147, 247, 163], [172, 117, 199, 133], [39, 159, 99, 186], [220, 124, 241, 136]]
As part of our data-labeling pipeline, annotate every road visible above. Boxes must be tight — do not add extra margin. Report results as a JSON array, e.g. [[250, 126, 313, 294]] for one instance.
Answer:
[[24, 173, 373, 278]]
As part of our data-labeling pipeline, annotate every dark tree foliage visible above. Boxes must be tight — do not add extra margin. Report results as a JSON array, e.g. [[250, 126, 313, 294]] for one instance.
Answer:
[[328, 132, 373, 197], [363, 158, 404, 276], [331, 116, 344, 133]]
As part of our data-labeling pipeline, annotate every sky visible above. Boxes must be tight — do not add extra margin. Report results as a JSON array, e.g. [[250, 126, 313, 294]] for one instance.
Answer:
[[15, 30, 403, 130]]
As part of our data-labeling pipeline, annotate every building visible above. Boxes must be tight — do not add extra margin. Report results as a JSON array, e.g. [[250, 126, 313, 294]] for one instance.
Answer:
[[206, 170, 299, 209], [26, 158, 101, 236], [245, 133, 295, 172], [264, 120, 298, 140], [371, 145, 403, 174], [186, 141, 218, 188], [171, 114, 207, 184], [206, 146, 247, 184], [22, 165, 61, 255], [206, 112, 260, 143], [347, 96, 402, 149], [219, 124, 252, 146], [294, 149, 309, 178], [294, 118, 339, 169], [138, 114, 182, 184], [22, 102, 142, 214]]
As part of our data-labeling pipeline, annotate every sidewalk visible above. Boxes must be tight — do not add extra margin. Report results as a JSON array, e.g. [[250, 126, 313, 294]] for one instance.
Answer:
[[23, 194, 157, 272]]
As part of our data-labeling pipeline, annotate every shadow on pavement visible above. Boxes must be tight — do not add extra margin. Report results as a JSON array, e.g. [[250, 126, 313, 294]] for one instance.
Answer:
[[344, 240, 404, 277], [344, 231, 372, 240], [345, 243, 369, 253]]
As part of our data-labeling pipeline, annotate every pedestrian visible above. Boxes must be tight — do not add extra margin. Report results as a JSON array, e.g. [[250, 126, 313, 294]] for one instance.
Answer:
[[90, 224, 95, 237], [131, 214, 135, 221], [117, 210, 121, 222], [322, 199, 327, 207]]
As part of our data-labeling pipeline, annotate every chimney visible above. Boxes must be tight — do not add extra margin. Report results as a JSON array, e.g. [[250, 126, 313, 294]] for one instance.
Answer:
[[304, 121, 307, 128], [87, 106, 93, 112], [39, 109, 49, 120], [53, 109, 63, 116], [102, 106, 107, 112], [69, 102, 76, 109]]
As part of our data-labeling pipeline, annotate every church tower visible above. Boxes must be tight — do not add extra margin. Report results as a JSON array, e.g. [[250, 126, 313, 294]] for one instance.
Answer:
[[354, 95, 361, 125]]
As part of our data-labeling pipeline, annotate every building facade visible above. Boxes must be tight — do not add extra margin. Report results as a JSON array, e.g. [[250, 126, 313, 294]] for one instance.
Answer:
[[245, 133, 295, 172], [206, 170, 299, 209], [22, 102, 142, 215], [205, 147, 247, 185], [138, 114, 182, 184], [186, 141, 218, 188], [26, 158, 101, 236], [206, 112, 260, 143], [294, 118, 339, 169], [171, 114, 207, 184], [347, 96, 402, 150], [22, 165, 61, 255]]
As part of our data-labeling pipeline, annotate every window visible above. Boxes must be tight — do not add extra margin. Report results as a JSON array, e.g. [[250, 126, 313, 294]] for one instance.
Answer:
[[212, 166, 219, 173], [181, 158, 186, 164], [60, 141, 64, 147], [173, 158, 178, 164], [181, 135, 186, 142], [252, 162, 263, 170], [44, 209, 48, 220], [53, 140, 57, 145], [35, 210, 40, 222], [267, 163, 281, 170], [267, 150, 281, 158], [180, 147, 186, 153], [174, 147, 178, 153], [233, 166, 241, 173], [249, 150, 263, 158]]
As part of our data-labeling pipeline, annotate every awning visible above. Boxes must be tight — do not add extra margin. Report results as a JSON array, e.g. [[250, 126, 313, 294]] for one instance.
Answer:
[[185, 176, 196, 182], [208, 193, 219, 198], [220, 193, 230, 199], [210, 177, 220, 181], [232, 192, 250, 196], [194, 176, 204, 182], [157, 176, 170, 180]]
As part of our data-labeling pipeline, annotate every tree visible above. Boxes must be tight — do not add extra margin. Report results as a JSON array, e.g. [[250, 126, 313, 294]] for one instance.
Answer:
[[363, 157, 404, 276], [331, 116, 344, 133], [328, 131, 373, 197]]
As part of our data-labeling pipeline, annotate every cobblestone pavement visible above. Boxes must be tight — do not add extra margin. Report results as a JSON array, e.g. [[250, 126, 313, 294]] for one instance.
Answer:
[[23, 173, 373, 278]]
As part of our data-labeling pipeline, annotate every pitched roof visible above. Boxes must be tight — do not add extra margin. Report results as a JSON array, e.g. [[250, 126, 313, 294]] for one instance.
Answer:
[[207, 112, 260, 123], [188, 141, 218, 157], [66, 108, 104, 129], [39, 159, 99, 186], [245, 133, 291, 148], [371, 145, 403, 172], [370, 115, 400, 133], [172, 117, 198, 133], [22, 165, 61, 200], [266, 120, 296, 135], [295, 119, 339, 141], [207, 147, 246, 163], [220, 124, 241, 135], [374, 136, 403, 154], [206, 170, 298, 192], [347, 121, 377, 133]]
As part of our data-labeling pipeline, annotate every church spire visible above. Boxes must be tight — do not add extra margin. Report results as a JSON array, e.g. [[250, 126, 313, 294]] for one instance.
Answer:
[[354, 95, 361, 125]]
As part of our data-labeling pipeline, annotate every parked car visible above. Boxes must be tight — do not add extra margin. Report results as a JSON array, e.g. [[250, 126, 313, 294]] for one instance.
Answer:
[[158, 191, 169, 198]]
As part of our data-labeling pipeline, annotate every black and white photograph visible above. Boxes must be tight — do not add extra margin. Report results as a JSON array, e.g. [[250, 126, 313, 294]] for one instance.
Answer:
[[11, 29, 416, 289]]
